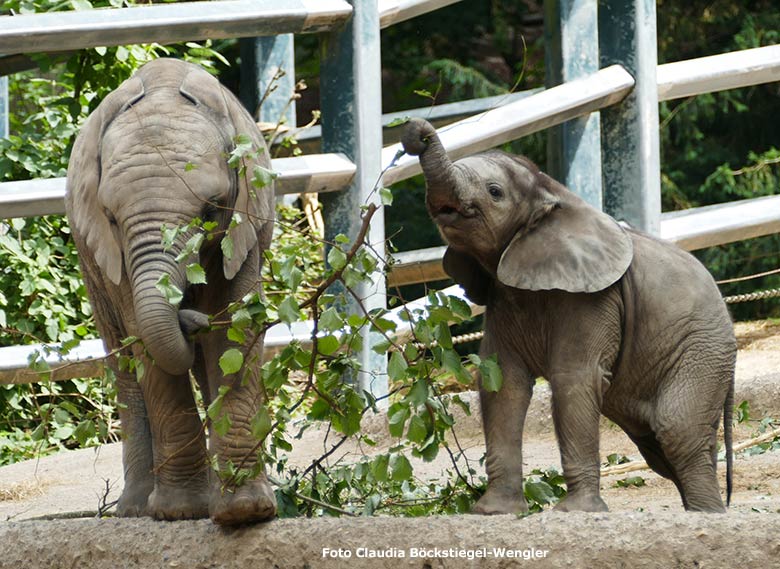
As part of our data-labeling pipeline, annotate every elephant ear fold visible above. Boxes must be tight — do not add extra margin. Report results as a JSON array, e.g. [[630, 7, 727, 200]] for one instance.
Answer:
[[180, 67, 274, 280], [497, 176, 633, 293], [66, 74, 145, 286], [221, 85, 275, 280], [443, 248, 491, 305]]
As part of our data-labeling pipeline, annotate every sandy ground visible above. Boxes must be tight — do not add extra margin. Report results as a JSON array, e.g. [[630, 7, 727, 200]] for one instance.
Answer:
[[1, 320, 780, 568]]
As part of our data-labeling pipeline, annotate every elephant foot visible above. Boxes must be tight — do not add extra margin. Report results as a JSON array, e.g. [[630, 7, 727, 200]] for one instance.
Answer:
[[554, 492, 608, 513], [147, 484, 209, 521], [209, 476, 277, 526], [472, 487, 528, 516], [116, 481, 153, 517]]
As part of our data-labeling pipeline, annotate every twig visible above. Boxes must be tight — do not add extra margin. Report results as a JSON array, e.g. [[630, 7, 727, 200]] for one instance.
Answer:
[[600, 426, 780, 477]]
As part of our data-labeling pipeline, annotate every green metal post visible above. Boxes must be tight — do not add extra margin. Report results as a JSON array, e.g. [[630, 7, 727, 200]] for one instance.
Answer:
[[599, 0, 661, 233], [239, 35, 296, 125], [320, 0, 387, 403], [0, 76, 7, 139], [544, 0, 603, 209]]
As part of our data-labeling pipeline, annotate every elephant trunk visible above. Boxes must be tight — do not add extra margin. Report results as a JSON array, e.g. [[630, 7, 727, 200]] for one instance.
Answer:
[[401, 118, 460, 215], [127, 224, 194, 377]]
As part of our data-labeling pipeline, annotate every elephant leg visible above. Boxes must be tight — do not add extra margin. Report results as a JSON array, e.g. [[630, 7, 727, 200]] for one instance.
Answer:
[[114, 365, 154, 517], [140, 356, 210, 520], [654, 391, 725, 513], [625, 431, 688, 508], [549, 369, 608, 512], [200, 329, 276, 525], [473, 336, 533, 516]]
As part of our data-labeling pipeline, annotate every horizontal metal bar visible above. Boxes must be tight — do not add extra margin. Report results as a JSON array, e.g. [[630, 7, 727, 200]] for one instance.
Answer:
[[381, 65, 635, 186], [657, 44, 780, 101], [378, 0, 464, 28], [295, 90, 541, 151], [387, 246, 448, 286], [0, 322, 312, 385], [0, 284, 484, 385], [0, 0, 351, 56], [0, 153, 355, 219], [272, 152, 355, 196], [660, 194, 780, 251], [385, 194, 780, 287]]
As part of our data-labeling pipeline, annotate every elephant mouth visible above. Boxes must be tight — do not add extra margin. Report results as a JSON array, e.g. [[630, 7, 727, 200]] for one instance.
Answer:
[[430, 202, 477, 227]]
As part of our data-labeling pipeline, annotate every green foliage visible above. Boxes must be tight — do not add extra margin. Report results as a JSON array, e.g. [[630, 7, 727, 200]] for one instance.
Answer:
[[0, 5, 234, 465], [615, 476, 646, 489], [523, 468, 567, 513], [657, 2, 780, 318]]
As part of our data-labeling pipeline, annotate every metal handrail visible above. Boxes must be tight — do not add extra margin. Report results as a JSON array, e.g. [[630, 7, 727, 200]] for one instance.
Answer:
[[0, 153, 356, 219], [0, 0, 352, 56]]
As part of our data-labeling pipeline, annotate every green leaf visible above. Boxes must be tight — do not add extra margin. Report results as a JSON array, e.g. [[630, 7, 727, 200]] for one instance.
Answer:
[[441, 348, 471, 384], [317, 335, 340, 356], [390, 454, 413, 481], [74, 419, 96, 446], [371, 454, 389, 483], [212, 412, 232, 437], [278, 296, 301, 325], [155, 274, 183, 307], [250, 408, 272, 440], [525, 480, 557, 505], [186, 263, 207, 285], [379, 187, 393, 206], [387, 404, 410, 438], [327, 246, 347, 271], [228, 133, 253, 168], [479, 356, 503, 392], [406, 414, 428, 443], [227, 327, 246, 344], [207, 385, 231, 420], [388, 351, 408, 382], [386, 116, 411, 128], [219, 348, 244, 375], [406, 379, 429, 406], [221, 234, 234, 261], [252, 165, 278, 189], [319, 307, 344, 332], [435, 321, 453, 349]]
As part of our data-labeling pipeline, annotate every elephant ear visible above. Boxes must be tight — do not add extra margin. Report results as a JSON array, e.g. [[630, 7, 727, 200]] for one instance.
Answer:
[[443, 248, 491, 305], [180, 67, 274, 280], [66, 74, 145, 286], [497, 175, 633, 293]]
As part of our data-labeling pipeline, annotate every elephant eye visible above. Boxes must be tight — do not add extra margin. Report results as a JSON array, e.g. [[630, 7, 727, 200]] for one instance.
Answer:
[[202, 198, 222, 221], [487, 184, 504, 200], [104, 208, 117, 226]]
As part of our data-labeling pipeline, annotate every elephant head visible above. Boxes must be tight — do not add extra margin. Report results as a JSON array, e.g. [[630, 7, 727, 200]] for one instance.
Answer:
[[66, 59, 273, 376], [400, 118, 633, 303]]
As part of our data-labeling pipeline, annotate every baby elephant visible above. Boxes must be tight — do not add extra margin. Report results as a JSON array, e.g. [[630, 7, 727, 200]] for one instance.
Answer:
[[402, 118, 735, 514], [66, 59, 277, 525]]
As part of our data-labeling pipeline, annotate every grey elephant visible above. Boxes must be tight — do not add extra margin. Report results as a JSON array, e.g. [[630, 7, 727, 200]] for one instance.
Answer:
[[401, 118, 735, 514], [65, 58, 276, 524]]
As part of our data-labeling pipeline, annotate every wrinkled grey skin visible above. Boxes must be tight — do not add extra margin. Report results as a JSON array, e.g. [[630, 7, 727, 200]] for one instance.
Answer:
[[402, 118, 736, 514], [65, 59, 276, 525]]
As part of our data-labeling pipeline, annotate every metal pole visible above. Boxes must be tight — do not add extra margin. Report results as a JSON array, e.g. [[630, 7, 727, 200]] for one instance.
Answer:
[[544, 0, 603, 209], [320, 0, 387, 404], [599, 0, 661, 233], [0, 76, 8, 139], [239, 35, 296, 126]]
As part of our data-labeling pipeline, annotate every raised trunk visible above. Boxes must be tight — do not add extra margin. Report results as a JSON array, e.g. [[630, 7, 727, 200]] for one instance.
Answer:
[[401, 118, 460, 213]]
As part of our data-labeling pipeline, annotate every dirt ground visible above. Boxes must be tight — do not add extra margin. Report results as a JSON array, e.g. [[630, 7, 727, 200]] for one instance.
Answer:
[[2, 320, 780, 568]]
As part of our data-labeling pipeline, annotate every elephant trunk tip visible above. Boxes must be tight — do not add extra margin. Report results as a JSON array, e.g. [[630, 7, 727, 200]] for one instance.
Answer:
[[401, 118, 437, 157], [179, 309, 211, 337]]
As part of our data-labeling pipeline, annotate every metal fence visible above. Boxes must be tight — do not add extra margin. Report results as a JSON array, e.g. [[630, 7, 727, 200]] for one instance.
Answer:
[[1, 1, 779, 397]]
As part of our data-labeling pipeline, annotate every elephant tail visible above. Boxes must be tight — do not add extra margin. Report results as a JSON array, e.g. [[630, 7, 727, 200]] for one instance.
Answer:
[[724, 376, 735, 507]]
